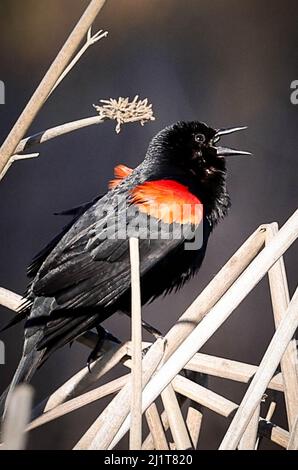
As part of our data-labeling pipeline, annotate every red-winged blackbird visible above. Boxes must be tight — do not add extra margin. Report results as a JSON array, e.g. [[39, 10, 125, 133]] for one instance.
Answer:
[[1, 121, 250, 410]]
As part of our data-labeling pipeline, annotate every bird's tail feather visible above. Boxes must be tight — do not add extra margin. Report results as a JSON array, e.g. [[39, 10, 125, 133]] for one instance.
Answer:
[[0, 349, 43, 419]]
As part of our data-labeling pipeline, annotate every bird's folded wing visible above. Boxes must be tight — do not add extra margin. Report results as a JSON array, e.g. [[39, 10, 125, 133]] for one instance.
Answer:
[[30, 195, 186, 311]]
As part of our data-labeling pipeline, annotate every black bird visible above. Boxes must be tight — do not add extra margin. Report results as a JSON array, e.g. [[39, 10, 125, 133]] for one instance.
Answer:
[[1, 121, 250, 411]]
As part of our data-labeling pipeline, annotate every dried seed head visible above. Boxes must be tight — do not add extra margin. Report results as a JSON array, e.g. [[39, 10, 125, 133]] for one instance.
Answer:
[[94, 95, 155, 133]]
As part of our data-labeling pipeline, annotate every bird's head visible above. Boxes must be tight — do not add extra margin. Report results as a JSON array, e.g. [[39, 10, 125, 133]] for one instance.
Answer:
[[145, 121, 251, 224], [146, 120, 251, 181]]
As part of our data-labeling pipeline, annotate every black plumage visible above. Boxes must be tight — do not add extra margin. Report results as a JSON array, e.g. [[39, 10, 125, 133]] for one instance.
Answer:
[[1, 120, 249, 411]]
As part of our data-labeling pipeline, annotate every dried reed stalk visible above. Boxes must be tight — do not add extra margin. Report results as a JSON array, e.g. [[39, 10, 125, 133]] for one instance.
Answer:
[[266, 223, 298, 430], [173, 375, 238, 418], [145, 404, 169, 450], [49, 28, 108, 96], [161, 385, 192, 450], [0, 153, 40, 179], [238, 405, 260, 450], [0, 0, 107, 177], [142, 409, 170, 450], [184, 353, 283, 392], [220, 286, 298, 449], [1, 385, 33, 450], [266, 401, 277, 422], [28, 375, 129, 431], [109, 210, 298, 448], [287, 414, 298, 450], [255, 401, 277, 449], [129, 237, 143, 450], [38, 342, 129, 414], [186, 403, 203, 449]]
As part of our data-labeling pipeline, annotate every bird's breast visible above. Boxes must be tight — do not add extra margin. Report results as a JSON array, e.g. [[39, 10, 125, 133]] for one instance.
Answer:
[[131, 179, 203, 225]]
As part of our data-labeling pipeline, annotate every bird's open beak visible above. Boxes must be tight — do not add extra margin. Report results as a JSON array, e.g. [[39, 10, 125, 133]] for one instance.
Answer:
[[213, 126, 252, 157]]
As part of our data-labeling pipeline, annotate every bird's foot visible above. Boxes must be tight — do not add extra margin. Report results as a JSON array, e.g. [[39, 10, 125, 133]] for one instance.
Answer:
[[86, 326, 121, 373]]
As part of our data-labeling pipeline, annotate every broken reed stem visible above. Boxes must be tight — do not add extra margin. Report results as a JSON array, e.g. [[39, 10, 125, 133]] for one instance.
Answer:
[[108, 209, 298, 448], [266, 401, 277, 422], [15, 116, 105, 155], [220, 286, 298, 450], [0, 0, 107, 175], [129, 237, 143, 450], [144, 404, 169, 450], [266, 223, 298, 430], [74, 338, 165, 450], [161, 384, 192, 450], [1, 385, 33, 450]]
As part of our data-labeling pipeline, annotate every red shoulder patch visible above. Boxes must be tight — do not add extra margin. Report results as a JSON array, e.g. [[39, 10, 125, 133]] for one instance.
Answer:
[[109, 164, 133, 189], [131, 180, 203, 225]]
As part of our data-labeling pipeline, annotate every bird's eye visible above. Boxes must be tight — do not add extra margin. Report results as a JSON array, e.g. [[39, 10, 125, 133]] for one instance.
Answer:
[[194, 133, 206, 144]]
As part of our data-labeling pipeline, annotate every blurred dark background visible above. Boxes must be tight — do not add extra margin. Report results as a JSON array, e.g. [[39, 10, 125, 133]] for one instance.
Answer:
[[0, 0, 297, 450]]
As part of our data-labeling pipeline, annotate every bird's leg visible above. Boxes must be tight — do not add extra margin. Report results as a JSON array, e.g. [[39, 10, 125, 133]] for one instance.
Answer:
[[121, 311, 163, 357], [87, 325, 121, 372], [122, 310, 163, 340]]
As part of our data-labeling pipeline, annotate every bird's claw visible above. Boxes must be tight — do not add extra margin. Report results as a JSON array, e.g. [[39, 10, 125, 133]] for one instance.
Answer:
[[86, 326, 121, 373]]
